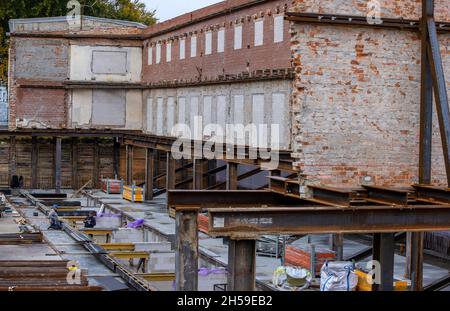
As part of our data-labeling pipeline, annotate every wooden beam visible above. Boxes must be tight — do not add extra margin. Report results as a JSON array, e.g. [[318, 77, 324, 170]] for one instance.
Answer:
[[145, 148, 155, 201], [31, 136, 38, 189]]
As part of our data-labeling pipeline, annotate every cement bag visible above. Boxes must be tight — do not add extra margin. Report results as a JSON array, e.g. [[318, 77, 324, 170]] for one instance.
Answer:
[[320, 261, 358, 291]]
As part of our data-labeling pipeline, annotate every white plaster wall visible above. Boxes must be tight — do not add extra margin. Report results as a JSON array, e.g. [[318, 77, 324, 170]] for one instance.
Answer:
[[70, 45, 142, 82], [144, 80, 292, 150], [70, 89, 142, 129]]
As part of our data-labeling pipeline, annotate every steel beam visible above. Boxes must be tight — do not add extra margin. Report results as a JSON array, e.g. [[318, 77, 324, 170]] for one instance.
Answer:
[[410, 232, 424, 291], [167, 190, 313, 208], [145, 148, 155, 201], [363, 185, 410, 206], [414, 185, 450, 204], [427, 17, 450, 186], [175, 207, 199, 291], [373, 233, 395, 291], [208, 205, 450, 235], [55, 137, 62, 193], [227, 237, 256, 291], [309, 185, 353, 207], [166, 153, 176, 191]]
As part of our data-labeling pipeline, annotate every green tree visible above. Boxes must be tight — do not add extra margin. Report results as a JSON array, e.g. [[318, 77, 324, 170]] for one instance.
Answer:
[[0, 0, 157, 82]]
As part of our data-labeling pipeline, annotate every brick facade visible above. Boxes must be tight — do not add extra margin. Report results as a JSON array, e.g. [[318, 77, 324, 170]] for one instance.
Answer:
[[290, 0, 450, 186]]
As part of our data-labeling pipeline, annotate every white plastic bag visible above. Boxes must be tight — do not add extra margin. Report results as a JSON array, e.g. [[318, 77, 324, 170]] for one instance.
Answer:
[[320, 261, 358, 291]]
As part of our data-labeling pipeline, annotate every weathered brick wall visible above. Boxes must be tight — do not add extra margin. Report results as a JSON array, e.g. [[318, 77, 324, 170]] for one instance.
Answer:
[[290, 0, 449, 186], [142, 0, 292, 84], [15, 88, 67, 128]]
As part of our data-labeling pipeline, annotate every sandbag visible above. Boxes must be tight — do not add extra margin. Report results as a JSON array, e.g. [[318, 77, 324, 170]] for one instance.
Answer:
[[320, 261, 358, 291]]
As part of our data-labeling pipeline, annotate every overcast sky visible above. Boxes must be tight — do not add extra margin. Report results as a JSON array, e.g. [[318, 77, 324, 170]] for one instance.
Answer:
[[142, 0, 224, 22]]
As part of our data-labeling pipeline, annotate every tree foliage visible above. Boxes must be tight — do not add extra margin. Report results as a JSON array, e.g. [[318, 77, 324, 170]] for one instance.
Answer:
[[0, 0, 157, 82]]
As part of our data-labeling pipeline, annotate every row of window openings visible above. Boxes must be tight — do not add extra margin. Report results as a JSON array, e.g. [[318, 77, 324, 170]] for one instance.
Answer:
[[146, 94, 286, 136], [148, 15, 285, 65]]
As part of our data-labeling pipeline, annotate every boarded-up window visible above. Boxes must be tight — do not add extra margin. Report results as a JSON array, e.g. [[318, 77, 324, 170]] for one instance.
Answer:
[[179, 39, 186, 60], [178, 97, 186, 124], [156, 43, 161, 64], [147, 97, 153, 132], [191, 35, 197, 57], [217, 95, 227, 130], [254, 20, 264, 47], [217, 28, 225, 53], [166, 42, 172, 62], [252, 94, 265, 126], [205, 32, 212, 55], [92, 51, 127, 74], [272, 93, 285, 147], [203, 96, 213, 126], [148, 46, 153, 65], [234, 25, 242, 50], [190, 96, 199, 129], [233, 95, 244, 125], [274, 15, 284, 43], [167, 97, 175, 134], [92, 90, 126, 126], [156, 97, 164, 135]]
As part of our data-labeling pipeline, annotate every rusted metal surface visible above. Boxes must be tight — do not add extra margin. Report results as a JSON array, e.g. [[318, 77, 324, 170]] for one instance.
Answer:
[[363, 185, 410, 206], [208, 205, 450, 235], [175, 208, 199, 291], [308, 185, 355, 207], [414, 185, 450, 204], [228, 238, 256, 291]]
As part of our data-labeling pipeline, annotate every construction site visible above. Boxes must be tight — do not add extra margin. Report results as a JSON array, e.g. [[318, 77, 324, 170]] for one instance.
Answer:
[[0, 0, 450, 293]]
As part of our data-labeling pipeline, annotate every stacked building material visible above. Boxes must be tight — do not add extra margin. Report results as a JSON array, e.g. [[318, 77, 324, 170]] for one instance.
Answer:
[[0, 232, 43, 244], [285, 245, 336, 274], [102, 179, 124, 194], [122, 185, 144, 203], [198, 214, 209, 234], [0, 260, 103, 291]]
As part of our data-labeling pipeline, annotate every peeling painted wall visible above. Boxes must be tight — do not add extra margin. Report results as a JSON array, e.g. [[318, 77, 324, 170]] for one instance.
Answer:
[[144, 80, 292, 150], [70, 89, 142, 129], [70, 45, 142, 82]]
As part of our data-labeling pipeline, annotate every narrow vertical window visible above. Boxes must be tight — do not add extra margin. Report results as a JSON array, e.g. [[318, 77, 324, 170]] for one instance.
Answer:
[[179, 38, 186, 60], [205, 31, 212, 55], [166, 41, 172, 62], [234, 25, 242, 50], [146, 97, 153, 132], [156, 43, 161, 64], [191, 35, 197, 57], [167, 97, 175, 135], [203, 96, 213, 127], [216, 96, 227, 131], [148, 45, 153, 65], [274, 15, 284, 43], [178, 97, 186, 124], [156, 97, 164, 135], [254, 19, 264, 46], [217, 28, 225, 53]]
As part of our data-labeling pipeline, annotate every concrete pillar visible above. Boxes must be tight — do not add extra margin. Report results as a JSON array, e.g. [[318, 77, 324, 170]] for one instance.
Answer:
[[175, 207, 199, 291], [55, 137, 62, 193], [145, 148, 155, 201], [227, 236, 257, 291]]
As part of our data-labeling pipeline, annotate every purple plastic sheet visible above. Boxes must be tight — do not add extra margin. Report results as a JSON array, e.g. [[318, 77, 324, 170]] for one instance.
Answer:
[[198, 267, 228, 277], [127, 218, 145, 228]]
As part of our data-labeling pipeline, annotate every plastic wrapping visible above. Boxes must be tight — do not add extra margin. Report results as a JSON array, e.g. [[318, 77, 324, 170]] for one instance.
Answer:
[[320, 261, 358, 291]]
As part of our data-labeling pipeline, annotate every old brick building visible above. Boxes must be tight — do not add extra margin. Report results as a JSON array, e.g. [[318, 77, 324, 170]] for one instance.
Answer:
[[2, 0, 449, 188]]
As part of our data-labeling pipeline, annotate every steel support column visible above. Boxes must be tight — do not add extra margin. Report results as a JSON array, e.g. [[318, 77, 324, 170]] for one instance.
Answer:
[[145, 148, 155, 201], [31, 136, 38, 189], [93, 138, 100, 188], [331, 234, 344, 261], [9, 136, 16, 184], [175, 207, 199, 291], [71, 137, 78, 189], [166, 152, 176, 191], [126, 145, 133, 185], [373, 233, 395, 291], [55, 137, 62, 193], [226, 162, 238, 190], [227, 237, 256, 291], [410, 232, 425, 291]]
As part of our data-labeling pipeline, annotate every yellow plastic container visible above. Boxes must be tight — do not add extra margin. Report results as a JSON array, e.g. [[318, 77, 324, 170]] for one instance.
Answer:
[[123, 185, 144, 203], [356, 269, 410, 291]]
